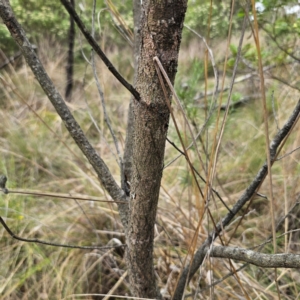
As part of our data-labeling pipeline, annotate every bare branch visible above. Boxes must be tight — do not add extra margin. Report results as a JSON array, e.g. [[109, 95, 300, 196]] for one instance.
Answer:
[[184, 24, 219, 109], [219, 94, 261, 110], [276, 146, 300, 161], [208, 246, 300, 268], [2, 187, 127, 204], [166, 138, 232, 213], [60, 0, 141, 101], [0, 1, 129, 225], [173, 99, 300, 300], [261, 25, 300, 63], [0, 216, 126, 250], [194, 202, 300, 294], [90, 0, 123, 172], [193, 63, 284, 102], [267, 73, 300, 92]]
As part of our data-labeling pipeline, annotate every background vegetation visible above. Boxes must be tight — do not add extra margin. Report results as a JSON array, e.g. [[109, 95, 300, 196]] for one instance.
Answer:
[[1, 0, 300, 299]]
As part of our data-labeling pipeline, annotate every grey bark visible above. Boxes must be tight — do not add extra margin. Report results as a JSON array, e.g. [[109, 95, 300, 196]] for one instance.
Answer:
[[122, 0, 142, 195], [125, 1, 188, 297], [173, 99, 300, 300], [0, 0, 188, 297], [0, 0, 129, 227], [202, 245, 300, 268], [3, 1, 300, 299]]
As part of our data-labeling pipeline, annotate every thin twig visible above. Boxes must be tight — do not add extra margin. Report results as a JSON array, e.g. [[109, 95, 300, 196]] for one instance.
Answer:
[[193, 202, 300, 295], [276, 146, 300, 161], [267, 73, 300, 92], [261, 25, 300, 63], [202, 5, 252, 299], [2, 188, 128, 204], [0, 49, 22, 70], [90, 0, 123, 173], [82, 60, 119, 165], [154, 56, 212, 298], [63, 294, 157, 300], [166, 138, 232, 213], [153, 56, 206, 189], [0, 2, 128, 224], [154, 55, 230, 299], [216, 9, 247, 143], [184, 24, 219, 112], [193, 64, 270, 101], [60, 0, 140, 101], [271, 90, 280, 130], [251, 5, 278, 285], [0, 216, 126, 250], [173, 99, 300, 300]]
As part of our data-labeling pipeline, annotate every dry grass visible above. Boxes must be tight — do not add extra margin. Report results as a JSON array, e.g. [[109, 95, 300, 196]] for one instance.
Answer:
[[0, 32, 300, 300]]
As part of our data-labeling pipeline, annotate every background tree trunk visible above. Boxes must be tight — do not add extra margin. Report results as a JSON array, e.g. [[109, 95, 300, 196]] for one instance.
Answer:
[[65, 0, 75, 101], [125, 1, 188, 297]]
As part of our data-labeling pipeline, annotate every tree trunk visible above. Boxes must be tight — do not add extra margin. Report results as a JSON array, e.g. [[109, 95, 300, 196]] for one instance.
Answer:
[[125, 1, 187, 297], [0, 0, 187, 297]]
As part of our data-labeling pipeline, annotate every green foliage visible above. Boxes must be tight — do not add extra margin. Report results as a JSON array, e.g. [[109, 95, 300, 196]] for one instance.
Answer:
[[0, 0, 70, 53], [256, 0, 300, 64], [12, 0, 69, 36], [0, 0, 134, 55], [1, 1, 300, 298], [176, 58, 205, 122], [184, 0, 240, 39]]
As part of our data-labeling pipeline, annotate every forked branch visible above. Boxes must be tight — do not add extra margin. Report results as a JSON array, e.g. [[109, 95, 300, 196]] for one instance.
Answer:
[[60, 0, 141, 101], [0, 0, 129, 225], [173, 100, 300, 299]]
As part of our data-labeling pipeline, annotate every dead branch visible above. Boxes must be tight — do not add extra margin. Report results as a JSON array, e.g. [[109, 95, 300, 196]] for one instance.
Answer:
[[0, 0, 129, 226], [60, 0, 140, 101], [207, 246, 300, 268], [0, 216, 126, 250], [173, 99, 300, 300]]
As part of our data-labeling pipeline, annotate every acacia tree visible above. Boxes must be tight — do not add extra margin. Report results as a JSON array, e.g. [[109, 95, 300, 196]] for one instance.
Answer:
[[1, 0, 300, 299]]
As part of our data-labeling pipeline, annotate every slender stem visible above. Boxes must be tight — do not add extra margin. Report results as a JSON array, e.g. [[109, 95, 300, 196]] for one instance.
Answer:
[[60, 0, 140, 101], [173, 99, 300, 300], [0, 1, 129, 227], [0, 216, 126, 250]]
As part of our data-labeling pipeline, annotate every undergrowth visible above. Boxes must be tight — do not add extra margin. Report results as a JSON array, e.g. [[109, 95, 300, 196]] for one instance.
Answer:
[[1, 33, 300, 299]]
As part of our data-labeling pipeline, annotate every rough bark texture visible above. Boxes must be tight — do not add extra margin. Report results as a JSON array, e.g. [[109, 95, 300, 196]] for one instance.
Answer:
[[122, 0, 142, 195], [126, 1, 188, 298], [209, 246, 300, 268], [0, 0, 129, 226], [3, 1, 300, 299], [173, 99, 300, 300]]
